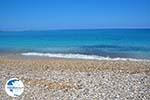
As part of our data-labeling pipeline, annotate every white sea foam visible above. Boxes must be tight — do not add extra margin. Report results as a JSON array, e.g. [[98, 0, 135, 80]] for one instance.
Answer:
[[21, 52, 149, 61]]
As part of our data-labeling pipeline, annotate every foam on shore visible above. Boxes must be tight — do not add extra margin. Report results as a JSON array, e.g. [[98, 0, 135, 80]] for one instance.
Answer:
[[21, 52, 149, 61]]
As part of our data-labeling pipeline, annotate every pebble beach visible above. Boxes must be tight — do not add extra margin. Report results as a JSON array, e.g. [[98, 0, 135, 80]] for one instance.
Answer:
[[0, 56, 150, 100]]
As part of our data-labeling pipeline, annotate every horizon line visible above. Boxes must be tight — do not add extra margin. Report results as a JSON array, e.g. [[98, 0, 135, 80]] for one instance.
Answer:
[[0, 27, 150, 32]]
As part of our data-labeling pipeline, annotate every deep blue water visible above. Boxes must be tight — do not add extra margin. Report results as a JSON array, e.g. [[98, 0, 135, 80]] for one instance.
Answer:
[[0, 29, 150, 60]]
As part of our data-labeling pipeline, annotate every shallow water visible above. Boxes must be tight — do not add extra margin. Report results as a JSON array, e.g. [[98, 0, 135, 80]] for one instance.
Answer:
[[0, 29, 150, 60]]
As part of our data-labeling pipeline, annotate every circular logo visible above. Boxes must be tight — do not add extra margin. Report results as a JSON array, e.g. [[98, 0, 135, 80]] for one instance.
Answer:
[[5, 78, 24, 97]]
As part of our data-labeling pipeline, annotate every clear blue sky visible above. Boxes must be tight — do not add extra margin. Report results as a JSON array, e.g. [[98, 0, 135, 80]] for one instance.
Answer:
[[0, 0, 150, 30]]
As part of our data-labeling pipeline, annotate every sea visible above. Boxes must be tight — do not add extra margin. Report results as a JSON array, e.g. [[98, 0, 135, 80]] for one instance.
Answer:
[[0, 29, 150, 61]]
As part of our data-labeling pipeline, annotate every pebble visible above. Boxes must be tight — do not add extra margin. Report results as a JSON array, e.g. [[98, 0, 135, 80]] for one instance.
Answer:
[[0, 57, 150, 100]]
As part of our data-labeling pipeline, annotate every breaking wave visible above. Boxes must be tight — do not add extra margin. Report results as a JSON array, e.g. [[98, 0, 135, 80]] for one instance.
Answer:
[[21, 52, 149, 61]]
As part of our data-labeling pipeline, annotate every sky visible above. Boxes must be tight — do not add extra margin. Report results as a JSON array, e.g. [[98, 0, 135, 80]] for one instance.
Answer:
[[0, 0, 150, 31]]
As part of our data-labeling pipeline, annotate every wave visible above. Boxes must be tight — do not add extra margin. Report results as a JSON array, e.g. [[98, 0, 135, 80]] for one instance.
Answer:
[[21, 52, 149, 61]]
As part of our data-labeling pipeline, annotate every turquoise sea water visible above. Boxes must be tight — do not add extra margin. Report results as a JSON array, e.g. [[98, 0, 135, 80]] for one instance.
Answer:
[[0, 29, 150, 60]]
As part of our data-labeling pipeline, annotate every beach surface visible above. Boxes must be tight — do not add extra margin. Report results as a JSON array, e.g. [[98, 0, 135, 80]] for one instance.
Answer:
[[0, 56, 150, 100]]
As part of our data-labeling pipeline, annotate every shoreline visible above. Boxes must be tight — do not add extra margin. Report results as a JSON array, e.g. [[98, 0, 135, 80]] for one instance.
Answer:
[[6, 52, 150, 62], [0, 55, 150, 74], [1, 51, 150, 62], [22, 52, 150, 62]]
